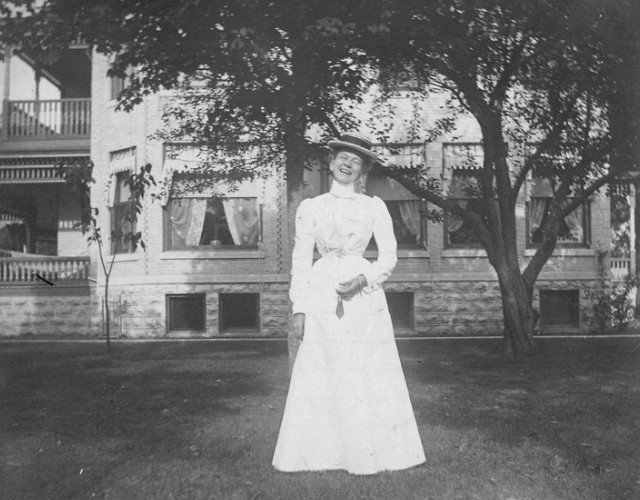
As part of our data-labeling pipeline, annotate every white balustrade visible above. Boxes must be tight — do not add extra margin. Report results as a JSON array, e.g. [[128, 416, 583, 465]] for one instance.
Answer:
[[0, 257, 90, 283], [610, 257, 632, 282]]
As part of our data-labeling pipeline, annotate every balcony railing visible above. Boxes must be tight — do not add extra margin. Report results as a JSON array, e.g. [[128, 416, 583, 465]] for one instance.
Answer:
[[1, 98, 91, 139], [0, 256, 90, 283]]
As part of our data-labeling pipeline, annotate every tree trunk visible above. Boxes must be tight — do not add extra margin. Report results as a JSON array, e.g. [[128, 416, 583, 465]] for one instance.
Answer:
[[104, 275, 111, 354], [283, 114, 308, 372], [497, 265, 535, 356]]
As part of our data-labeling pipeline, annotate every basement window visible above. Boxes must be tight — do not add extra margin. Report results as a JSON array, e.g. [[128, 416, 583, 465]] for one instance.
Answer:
[[219, 293, 260, 332], [387, 292, 414, 329], [166, 294, 206, 332], [539, 289, 579, 327]]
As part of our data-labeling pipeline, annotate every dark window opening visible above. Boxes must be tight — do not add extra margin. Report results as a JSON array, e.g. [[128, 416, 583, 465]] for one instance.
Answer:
[[539, 290, 579, 327], [387, 292, 414, 329], [111, 171, 135, 254], [167, 294, 206, 332], [220, 293, 260, 332]]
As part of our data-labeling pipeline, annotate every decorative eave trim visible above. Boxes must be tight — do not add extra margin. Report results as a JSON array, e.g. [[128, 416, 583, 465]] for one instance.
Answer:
[[0, 156, 88, 184]]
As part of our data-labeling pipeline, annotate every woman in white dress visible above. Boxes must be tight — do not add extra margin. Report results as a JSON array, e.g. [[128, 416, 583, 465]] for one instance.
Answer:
[[273, 133, 426, 475]]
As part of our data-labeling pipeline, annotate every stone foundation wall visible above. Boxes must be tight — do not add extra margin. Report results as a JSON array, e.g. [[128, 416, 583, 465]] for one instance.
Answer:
[[99, 277, 605, 339], [0, 277, 605, 338], [0, 284, 100, 337], [386, 278, 605, 336], [534, 278, 606, 333], [385, 280, 504, 336], [106, 281, 290, 338]]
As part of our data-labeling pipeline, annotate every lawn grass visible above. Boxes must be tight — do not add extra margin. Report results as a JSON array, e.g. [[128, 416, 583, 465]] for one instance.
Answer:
[[0, 337, 639, 500]]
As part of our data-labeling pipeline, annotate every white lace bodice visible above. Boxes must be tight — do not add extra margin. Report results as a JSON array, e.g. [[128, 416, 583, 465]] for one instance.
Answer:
[[289, 183, 398, 314]]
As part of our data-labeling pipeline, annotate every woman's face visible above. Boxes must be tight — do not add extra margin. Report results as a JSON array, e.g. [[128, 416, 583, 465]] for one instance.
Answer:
[[330, 149, 365, 186]]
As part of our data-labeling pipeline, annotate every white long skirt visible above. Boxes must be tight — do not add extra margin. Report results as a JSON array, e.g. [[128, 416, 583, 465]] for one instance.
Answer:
[[272, 256, 425, 475]]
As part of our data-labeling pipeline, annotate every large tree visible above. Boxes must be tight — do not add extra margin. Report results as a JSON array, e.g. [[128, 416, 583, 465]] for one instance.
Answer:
[[367, 0, 634, 354]]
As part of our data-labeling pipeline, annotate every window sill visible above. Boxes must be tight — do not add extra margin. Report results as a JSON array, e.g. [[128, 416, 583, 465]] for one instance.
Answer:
[[106, 252, 139, 263], [363, 249, 430, 259], [524, 248, 593, 257], [219, 328, 260, 334], [166, 330, 207, 338], [442, 248, 487, 258], [161, 249, 265, 260]]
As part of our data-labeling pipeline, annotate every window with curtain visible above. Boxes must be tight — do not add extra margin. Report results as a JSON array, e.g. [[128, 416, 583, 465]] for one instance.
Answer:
[[442, 143, 488, 248], [365, 171, 427, 249], [111, 171, 135, 254], [164, 174, 260, 250], [165, 197, 260, 249], [444, 170, 487, 248], [527, 177, 589, 247]]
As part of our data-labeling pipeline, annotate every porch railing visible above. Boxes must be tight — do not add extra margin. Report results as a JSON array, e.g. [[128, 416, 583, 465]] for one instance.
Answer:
[[0, 256, 90, 283], [1, 98, 91, 138], [610, 257, 632, 282]]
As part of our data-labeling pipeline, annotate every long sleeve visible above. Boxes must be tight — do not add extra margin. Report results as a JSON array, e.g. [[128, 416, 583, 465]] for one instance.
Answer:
[[289, 198, 316, 315], [363, 196, 397, 290]]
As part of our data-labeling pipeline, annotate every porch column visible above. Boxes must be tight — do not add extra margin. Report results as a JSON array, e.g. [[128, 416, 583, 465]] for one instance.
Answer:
[[1, 46, 11, 140], [630, 183, 636, 278]]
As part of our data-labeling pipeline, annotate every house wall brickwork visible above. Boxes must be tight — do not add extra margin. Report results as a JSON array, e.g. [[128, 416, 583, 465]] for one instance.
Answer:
[[79, 54, 613, 339]]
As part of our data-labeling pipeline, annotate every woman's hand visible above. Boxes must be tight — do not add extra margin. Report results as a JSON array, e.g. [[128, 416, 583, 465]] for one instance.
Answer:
[[336, 274, 367, 301], [290, 313, 305, 340]]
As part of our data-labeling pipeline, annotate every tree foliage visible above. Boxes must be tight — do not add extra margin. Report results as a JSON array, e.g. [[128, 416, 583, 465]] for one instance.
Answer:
[[1, 0, 393, 200], [364, 0, 636, 354]]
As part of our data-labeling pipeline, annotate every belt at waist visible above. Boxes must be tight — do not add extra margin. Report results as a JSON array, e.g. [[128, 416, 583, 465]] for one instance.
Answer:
[[319, 248, 363, 259]]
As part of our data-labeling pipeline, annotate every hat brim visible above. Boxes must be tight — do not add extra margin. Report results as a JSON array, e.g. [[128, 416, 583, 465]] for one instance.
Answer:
[[327, 140, 378, 161]]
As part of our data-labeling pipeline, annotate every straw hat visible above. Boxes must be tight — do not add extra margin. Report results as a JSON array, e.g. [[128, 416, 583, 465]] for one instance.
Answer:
[[327, 132, 378, 161]]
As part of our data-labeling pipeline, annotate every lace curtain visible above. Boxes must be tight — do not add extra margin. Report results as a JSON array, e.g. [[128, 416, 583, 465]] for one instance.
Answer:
[[528, 198, 547, 234], [528, 198, 583, 242], [447, 200, 468, 234], [398, 200, 422, 243], [222, 198, 260, 246], [169, 199, 208, 247], [563, 203, 583, 242]]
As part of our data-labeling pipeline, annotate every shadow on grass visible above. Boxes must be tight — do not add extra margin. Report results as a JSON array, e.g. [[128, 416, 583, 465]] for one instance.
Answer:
[[0, 341, 289, 499], [397, 337, 640, 499], [1, 338, 639, 500]]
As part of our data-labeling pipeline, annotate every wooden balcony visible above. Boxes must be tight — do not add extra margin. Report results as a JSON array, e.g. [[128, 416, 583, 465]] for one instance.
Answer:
[[0, 256, 90, 284], [0, 98, 91, 155]]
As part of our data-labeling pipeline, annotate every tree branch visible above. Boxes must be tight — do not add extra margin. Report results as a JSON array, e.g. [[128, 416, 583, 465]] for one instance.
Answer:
[[375, 163, 495, 254], [511, 89, 584, 201]]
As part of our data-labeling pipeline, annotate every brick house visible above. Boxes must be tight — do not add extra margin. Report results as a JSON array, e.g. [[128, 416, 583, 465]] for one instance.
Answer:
[[86, 51, 624, 338], [0, 48, 626, 337]]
